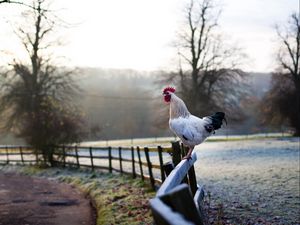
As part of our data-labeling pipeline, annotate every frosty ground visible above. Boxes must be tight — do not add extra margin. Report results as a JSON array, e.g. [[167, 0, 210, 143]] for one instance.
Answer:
[[0, 136, 299, 224], [193, 137, 300, 224]]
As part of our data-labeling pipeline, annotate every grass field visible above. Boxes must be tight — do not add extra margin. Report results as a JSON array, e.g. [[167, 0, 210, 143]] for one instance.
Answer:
[[80, 133, 292, 147], [194, 137, 300, 224]]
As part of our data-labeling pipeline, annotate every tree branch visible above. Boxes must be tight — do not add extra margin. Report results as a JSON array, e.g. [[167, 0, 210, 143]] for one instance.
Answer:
[[0, 0, 45, 11]]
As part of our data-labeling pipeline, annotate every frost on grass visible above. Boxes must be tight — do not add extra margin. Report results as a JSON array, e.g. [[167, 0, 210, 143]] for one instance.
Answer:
[[195, 138, 300, 225], [0, 165, 155, 225]]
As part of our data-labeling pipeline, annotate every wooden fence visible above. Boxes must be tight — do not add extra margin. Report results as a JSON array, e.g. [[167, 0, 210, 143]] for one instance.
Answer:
[[0, 142, 207, 223], [0, 146, 37, 164], [0, 144, 174, 190], [150, 142, 206, 225]]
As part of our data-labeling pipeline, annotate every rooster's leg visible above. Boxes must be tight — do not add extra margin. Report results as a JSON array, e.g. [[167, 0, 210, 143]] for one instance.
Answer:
[[182, 147, 194, 160]]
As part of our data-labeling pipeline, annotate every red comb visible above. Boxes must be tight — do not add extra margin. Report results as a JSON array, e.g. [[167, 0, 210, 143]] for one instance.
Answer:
[[163, 87, 176, 93]]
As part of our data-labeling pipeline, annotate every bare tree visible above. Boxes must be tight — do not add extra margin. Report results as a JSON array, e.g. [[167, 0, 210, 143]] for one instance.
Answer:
[[0, 0, 44, 10], [168, 0, 246, 119], [277, 13, 300, 79], [0, 0, 85, 163], [0, 0, 30, 6], [261, 13, 300, 136]]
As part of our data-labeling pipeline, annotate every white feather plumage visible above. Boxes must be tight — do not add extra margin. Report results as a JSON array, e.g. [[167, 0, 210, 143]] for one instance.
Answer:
[[166, 92, 215, 150], [169, 114, 212, 148]]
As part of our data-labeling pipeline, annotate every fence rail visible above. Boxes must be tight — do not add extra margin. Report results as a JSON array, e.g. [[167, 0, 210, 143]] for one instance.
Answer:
[[0, 144, 173, 189], [150, 142, 206, 225]]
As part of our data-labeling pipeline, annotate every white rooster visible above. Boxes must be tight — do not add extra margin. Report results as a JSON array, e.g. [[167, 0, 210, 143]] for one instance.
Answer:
[[163, 87, 226, 159]]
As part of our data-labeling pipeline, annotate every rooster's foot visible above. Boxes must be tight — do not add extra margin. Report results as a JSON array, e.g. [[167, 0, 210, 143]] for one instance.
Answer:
[[182, 147, 193, 160], [182, 155, 192, 160], [182, 151, 193, 160]]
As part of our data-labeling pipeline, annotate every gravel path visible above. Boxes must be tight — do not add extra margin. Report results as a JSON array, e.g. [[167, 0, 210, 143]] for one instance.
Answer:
[[0, 173, 96, 225]]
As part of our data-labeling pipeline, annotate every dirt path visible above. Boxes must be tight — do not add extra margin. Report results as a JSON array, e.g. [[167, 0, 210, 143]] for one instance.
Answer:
[[0, 172, 96, 225]]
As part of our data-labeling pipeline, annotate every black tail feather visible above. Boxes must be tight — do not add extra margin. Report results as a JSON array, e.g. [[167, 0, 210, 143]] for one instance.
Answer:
[[205, 112, 226, 133]]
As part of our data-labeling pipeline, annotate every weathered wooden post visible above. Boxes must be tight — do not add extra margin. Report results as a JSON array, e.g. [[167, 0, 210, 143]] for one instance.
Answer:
[[131, 147, 136, 178], [188, 166, 197, 196], [75, 145, 80, 168], [5, 146, 9, 164], [144, 147, 155, 190], [158, 184, 204, 225], [118, 147, 123, 174], [62, 145, 66, 167], [108, 146, 112, 173], [157, 146, 166, 182], [163, 162, 174, 177], [19, 146, 24, 164], [169, 141, 198, 196], [181, 144, 197, 196], [35, 147, 39, 164], [136, 146, 144, 181], [172, 141, 189, 184], [171, 141, 181, 166], [194, 186, 206, 224], [162, 142, 180, 178], [89, 147, 94, 170]]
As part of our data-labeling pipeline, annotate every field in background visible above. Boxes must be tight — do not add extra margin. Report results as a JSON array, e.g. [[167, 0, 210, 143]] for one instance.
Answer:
[[80, 133, 292, 148], [194, 137, 300, 224]]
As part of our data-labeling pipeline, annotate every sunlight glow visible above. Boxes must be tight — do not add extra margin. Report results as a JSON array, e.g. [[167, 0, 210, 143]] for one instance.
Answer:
[[0, 0, 297, 72]]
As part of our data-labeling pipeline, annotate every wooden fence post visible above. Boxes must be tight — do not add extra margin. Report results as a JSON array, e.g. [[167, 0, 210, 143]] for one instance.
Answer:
[[131, 147, 136, 178], [180, 144, 198, 196], [171, 141, 181, 166], [19, 146, 24, 164], [159, 184, 204, 225], [188, 166, 197, 196], [62, 145, 66, 167], [157, 146, 166, 182], [5, 146, 9, 164], [89, 147, 94, 170], [75, 145, 80, 168], [108, 146, 112, 173], [180, 144, 189, 184], [35, 147, 39, 164], [136, 146, 144, 181], [145, 147, 155, 190], [118, 147, 123, 174], [163, 162, 174, 177]]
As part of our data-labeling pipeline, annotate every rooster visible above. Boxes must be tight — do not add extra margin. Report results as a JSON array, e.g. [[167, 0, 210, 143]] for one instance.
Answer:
[[163, 87, 226, 160]]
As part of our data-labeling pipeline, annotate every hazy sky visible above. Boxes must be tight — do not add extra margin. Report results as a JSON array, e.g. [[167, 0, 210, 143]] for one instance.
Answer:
[[0, 0, 298, 72]]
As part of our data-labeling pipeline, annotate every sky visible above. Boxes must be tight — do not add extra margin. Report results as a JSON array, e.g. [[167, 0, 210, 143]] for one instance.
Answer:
[[0, 0, 298, 72]]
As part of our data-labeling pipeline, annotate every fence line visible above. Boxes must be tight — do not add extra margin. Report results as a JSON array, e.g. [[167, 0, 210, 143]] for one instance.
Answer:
[[0, 142, 206, 223], [0, 144, 173, 190]]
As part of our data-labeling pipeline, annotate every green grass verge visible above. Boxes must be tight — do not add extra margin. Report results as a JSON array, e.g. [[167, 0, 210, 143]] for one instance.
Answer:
[[0, 164, 155, 225]]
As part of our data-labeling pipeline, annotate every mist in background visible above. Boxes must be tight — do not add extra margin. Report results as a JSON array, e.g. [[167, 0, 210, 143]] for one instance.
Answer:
[[1, 68, 274, 144]]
